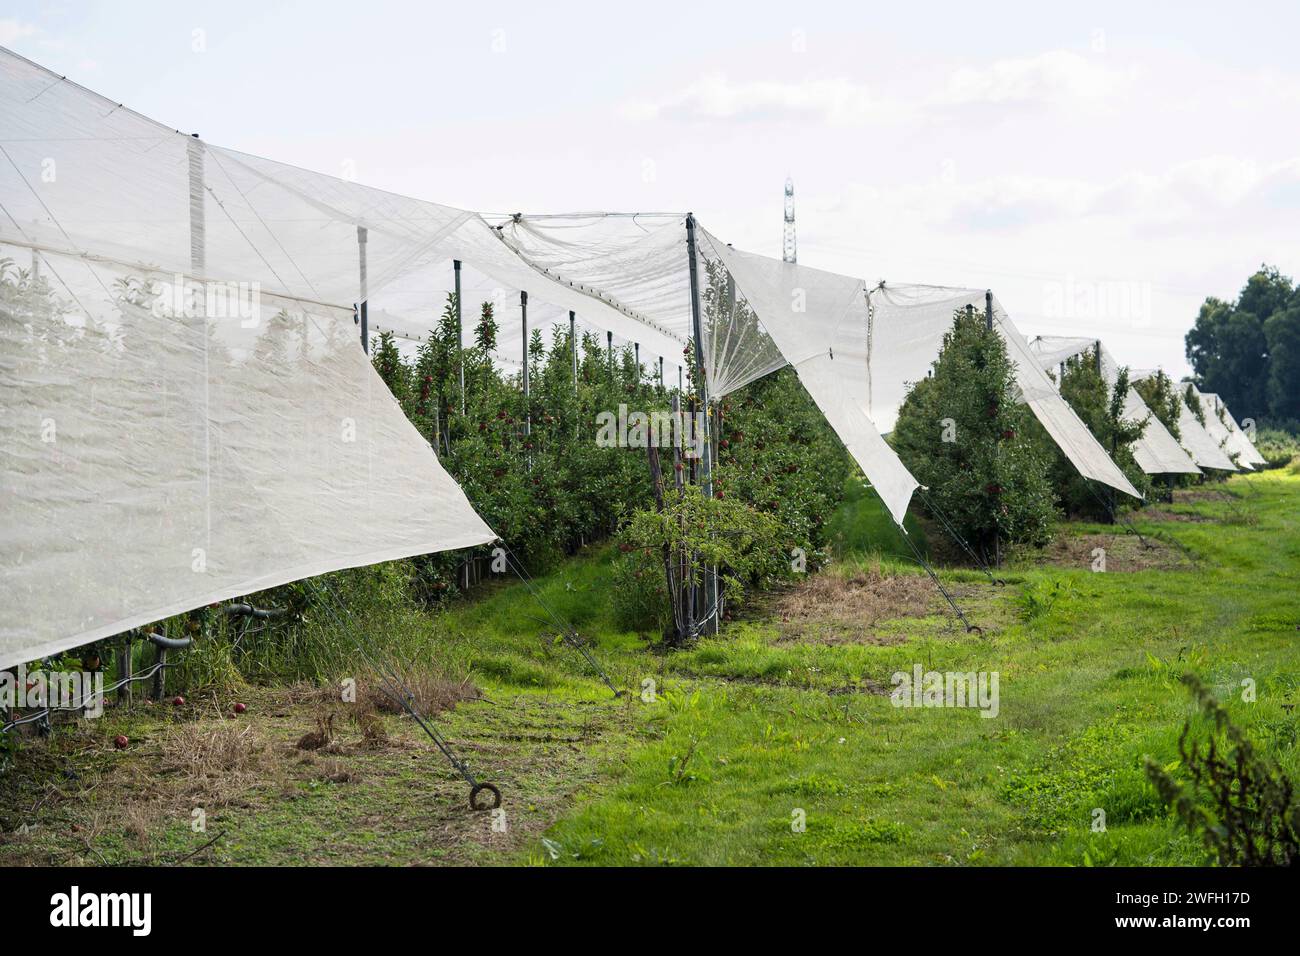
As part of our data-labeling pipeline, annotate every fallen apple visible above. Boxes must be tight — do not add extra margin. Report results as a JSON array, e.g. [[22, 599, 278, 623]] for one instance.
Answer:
[[113, 735, 128, 750], [232, 702, 247, 714]]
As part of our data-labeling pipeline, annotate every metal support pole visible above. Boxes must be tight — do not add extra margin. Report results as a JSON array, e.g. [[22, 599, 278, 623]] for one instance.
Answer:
[[986, 289, 999, 561], [1097, 339, 1115, 524], [189, 134, 212, 559], [454, 260, 465, 415], [521, 291, 530, 437], [187, 134, 205, 276], [119, 635, 133, 706], [606, 330, 613, 370], [635, 342, 640, 380], [357, 226, 369, 354], [569, 310, 578, 394], [152, 643, 167, 700], [671, 390, 689, 640], [685, 213, 718, 635], [658, 356, 664, 389]]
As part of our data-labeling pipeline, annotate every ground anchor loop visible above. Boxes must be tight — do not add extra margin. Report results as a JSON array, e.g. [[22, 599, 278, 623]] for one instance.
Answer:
[[470, 782, 502, 811]]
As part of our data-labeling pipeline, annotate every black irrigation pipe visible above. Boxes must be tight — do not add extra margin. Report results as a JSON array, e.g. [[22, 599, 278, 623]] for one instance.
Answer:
[[499, 543, 624, 698], [0, 656, 180, 735], [303, 578, 500, 811], [1, 708, 52, 734], [222, 602, 289, 654], [917, 488, 1006, 586]]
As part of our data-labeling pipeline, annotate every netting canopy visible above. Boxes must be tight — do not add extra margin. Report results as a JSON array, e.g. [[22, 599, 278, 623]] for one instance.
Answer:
[[489, 213, 787, 398], [0, 45, 937, 665], [0, 47, 508, 667], [866, 284, 1142, 499], [699, 233, 918, 524], [1027, 336, 1200, 476], [1130, 373, 1238, 472], [483, 213, 922, 523], [1199, 391, 1267, 469]]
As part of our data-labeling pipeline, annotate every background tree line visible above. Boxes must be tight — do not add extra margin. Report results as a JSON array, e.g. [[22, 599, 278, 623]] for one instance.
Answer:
[[1186, 265, 1300, 428]]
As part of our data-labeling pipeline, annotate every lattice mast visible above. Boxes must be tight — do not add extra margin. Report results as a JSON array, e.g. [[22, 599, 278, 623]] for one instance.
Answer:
[[782, 175, 797, 264]]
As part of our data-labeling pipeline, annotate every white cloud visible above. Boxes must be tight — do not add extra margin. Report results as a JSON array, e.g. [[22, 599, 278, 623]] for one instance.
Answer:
[[807, 156, 1300, 246], [619, 50, 1135, 126], [619, 72, 906, 125], [935, 50, 1134, 107], [0, 18, 38, 46]]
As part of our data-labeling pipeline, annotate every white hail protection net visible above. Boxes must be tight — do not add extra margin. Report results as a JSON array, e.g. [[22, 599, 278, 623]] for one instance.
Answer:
[[489, 213, 920, 522], [1027, 336, 1200, 476], [1199, 391, 1267, 469], [1158, 380, 1238, 472], [489, 213, 790, 398], [699, 231, 918, 525], [0, 47, 498, 667], [867, 284, 1142, 500], [372, 214, 694, 384]]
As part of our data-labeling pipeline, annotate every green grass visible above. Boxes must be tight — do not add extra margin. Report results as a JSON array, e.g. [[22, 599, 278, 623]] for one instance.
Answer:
[[5, 473, 1297, 867], [826, 477, 928, 561], [528, 472, 1300, 866]]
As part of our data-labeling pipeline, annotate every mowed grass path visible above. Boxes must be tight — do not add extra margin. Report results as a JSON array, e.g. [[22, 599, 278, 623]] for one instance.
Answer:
[[3, 473, 1295, 866], [513, 472, 1299, 865]]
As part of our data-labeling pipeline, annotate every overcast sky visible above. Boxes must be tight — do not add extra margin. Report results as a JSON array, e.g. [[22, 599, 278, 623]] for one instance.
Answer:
[[5, 0, 1299, 376]]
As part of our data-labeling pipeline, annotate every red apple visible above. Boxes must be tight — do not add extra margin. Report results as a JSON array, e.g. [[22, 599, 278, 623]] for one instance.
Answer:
[[233, 702, 247, 714], [113, 735, 129, 750], [172, 695, 185, 706]]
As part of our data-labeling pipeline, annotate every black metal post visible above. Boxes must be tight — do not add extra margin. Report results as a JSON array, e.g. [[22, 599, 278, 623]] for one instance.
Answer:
[[685, 213, 718, 635], [357, 225, 369, 353], [187, 134, 205, 276], [569, 310, 577, 394], [986, 290, 999, 562], [606, 330, 613, 370], [1098, 339, 1116, 524], [521, 291, 530, 437], [454, 260, 464, 414]]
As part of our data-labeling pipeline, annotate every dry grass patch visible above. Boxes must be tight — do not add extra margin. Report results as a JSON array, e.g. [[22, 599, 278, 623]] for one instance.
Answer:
[[156, 720, 276, 806], [1030, 532, 1191, 572], [1174, 487, 1237, 504], [363, 667, 483, 718], [1136, 507, 1211, 523], [771, 565, 935, 644]]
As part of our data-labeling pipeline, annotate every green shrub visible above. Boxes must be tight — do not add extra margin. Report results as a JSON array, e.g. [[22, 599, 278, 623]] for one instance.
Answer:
[[1254, 424, 1300, 469], [1145, 674, 1300, 866], [617, 486, 787, 638]]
